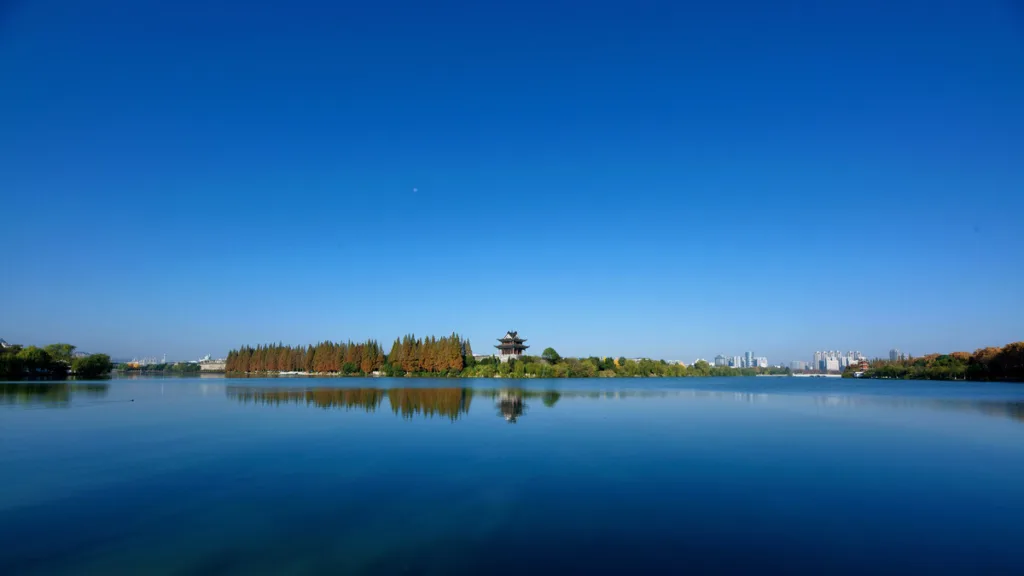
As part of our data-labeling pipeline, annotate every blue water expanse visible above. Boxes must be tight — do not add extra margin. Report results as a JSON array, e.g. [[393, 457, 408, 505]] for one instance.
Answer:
[[2, 377, 1024, 575]]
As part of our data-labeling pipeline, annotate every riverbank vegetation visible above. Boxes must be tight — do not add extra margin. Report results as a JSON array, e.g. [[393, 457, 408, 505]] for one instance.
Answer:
[[116, 362, 201, 374], [0, 342, 112, 380], [223, 338, 790, 378], [849, 342, 1024, 381], [461, 355, 789, 378]]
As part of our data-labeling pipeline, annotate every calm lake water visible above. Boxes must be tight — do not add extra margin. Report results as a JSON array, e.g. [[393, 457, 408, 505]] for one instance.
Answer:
[[2, 377, 1024, 575]]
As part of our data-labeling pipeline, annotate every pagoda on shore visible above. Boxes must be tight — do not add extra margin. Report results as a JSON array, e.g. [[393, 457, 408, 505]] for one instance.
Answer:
[[495, 331, 528, 362]]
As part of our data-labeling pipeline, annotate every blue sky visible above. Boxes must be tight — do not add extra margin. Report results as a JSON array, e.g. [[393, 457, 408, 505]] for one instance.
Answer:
[[2, 0, 1022, 363]]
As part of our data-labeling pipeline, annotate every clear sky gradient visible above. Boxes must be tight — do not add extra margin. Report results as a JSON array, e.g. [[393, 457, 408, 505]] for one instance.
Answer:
[[2, 0, 1022, 363]]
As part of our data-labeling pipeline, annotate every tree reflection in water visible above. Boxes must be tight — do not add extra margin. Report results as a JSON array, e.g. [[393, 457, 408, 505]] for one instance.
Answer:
[[224, 385, 1024, 425], [227, 387, 472, 421], [228, 387, 385, 412], [387, 388, 472, 421], [0, 383, 110, 407]]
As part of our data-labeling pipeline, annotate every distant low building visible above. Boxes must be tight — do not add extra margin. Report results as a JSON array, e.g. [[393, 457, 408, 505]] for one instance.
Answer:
[[0, 338, 9, 349], [714, 354, 729, 367], [199, 355, 226, 372]]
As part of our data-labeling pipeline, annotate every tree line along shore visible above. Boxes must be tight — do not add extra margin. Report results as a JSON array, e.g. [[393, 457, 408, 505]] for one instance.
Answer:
[[0, 342, 112, 381], [224, 334, 782, 379], [845, 342, 1024, 382], [5, 337, 1019, 382], [226, 336, 1024, 381]]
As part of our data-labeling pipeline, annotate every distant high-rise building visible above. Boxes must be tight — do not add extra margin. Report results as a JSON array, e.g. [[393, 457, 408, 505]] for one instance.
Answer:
[[812, 350, 864, 371], [814, 351, 837, 371], [790, 361, 808, 371], [744, 351, 754, 368], [890, 348, 901, 362], [755, 357, 768, 368], [731, 355, 742, 368], [714, 354, 729, 367]]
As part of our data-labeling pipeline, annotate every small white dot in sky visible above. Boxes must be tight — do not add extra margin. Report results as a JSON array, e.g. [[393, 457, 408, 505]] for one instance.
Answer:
[[412, 187, 418, 193]]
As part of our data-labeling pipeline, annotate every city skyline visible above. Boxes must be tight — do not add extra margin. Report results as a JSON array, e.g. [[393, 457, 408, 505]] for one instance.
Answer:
[[3, 1, 1022, 361]]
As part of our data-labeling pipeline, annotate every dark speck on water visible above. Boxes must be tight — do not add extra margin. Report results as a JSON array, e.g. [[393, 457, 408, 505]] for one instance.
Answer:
[[1, 377, 1023, 575]]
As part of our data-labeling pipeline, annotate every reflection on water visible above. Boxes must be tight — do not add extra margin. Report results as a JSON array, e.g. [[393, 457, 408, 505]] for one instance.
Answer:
[[0, 382, 110, 407], [227, 386, 486, 421], [224, 384, 1024, 425], [496, 390, 525, 423], [231, 386, 386, 412], [4, 378, 1024, 575], [388, 387, 472, 420], [226, 386, 655, 422], [813, 394, 1024, 423]]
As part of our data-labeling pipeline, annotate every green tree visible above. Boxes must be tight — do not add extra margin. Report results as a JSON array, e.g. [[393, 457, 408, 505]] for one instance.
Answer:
[[72, 354, 113, 379], [18, 346, 53, 370], [14, 346, 64, 379], [44, 343, 76, 365], [0, 354, 25, 380], [512, 361, 526, 379], [497, 360, 512, 377], [691, 360, 711, 377], [541, 347, 561, 363]]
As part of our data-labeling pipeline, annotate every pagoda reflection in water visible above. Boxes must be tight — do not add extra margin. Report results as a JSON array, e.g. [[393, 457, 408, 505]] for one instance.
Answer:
[[496, 389, 526, 423]]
